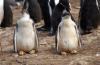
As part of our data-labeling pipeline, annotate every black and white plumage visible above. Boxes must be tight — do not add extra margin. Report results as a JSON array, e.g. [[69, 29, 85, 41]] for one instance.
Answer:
[[38, 0, 52, 30], [56, 14, 81, 54], [13, 12, 39, 54], [79, 0, 100, 34], [23, 0, 42, 23], [0, 0, 13, 28]]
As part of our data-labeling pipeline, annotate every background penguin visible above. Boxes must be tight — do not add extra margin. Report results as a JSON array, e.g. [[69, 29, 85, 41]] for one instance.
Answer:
[[38, 0, 52, 31], [51, 0, 70, 35], [56, 13, 81, 55], [13, 12, 39, 55], [0, 0, 13, 28], [23, 0, 42, 23], [79, 0, 100, 34]]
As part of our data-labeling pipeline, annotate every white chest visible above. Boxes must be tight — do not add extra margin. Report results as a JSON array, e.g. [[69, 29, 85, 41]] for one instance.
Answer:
[[16, 27, 36, 51], [58, 24, 78, 49]]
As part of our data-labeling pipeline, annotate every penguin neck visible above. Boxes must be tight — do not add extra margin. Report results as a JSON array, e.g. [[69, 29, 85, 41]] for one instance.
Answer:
[[22, 12, 30, 20], [62, 15, 72, 25]]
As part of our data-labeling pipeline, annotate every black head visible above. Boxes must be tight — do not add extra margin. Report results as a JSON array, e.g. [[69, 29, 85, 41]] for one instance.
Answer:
[[22, 0, 29, 14], [59, 0, 70, 12]]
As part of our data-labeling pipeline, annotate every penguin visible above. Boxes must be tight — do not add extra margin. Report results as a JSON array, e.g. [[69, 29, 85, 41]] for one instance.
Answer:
[[0, 0, 13, 28], [51, 0, 70, 35], [13, 12, 39, 55], [38, 0, 52, 31], [56, 14, 81, 55], [79, 0, 100, 34]]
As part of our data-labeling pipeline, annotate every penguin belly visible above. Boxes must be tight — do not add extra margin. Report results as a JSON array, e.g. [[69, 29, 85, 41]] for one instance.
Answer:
[[16, 28, 36, 52], [58, 26, 78, 52]]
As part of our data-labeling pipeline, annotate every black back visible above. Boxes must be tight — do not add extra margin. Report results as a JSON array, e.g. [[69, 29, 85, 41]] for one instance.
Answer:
[[79, 0, 100, 33], [23, 0, 42, 23], [1, 0, 13, 27]]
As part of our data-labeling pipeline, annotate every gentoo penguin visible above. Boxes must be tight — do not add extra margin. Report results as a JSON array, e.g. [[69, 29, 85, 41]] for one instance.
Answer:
[[79, 0, 100, 34], [0, 0, 13, 28], [13, 12, 39, 55], [56, 14, 81, 54]]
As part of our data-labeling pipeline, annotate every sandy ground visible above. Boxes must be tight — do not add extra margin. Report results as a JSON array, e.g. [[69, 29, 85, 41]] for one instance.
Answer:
[[0, 0, 100, 65]]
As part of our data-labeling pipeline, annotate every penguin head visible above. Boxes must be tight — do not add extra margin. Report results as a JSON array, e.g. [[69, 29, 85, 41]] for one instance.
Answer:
[[17, 12, 33, 28], [62, 13, 76, 27]]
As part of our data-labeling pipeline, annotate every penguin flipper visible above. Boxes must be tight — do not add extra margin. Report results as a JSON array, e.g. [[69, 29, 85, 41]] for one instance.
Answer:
[[74, 24, 82, 48], [34, 24, 39, 51], [56, 21, 63, 52], [13, 29, 17, 53]]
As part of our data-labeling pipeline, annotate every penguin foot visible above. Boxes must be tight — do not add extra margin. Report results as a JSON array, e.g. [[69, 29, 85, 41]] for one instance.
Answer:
[[29, 50, 36, 54], [61, 52, 67, 56], [71, 50, 77, 54], [18, 51, 25, 56]]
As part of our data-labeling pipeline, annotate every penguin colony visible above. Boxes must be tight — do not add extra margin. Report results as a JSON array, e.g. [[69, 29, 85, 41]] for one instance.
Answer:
[[0, 0, 100, 55]]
